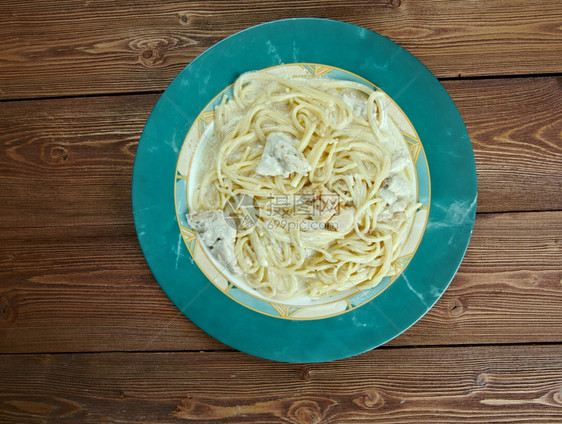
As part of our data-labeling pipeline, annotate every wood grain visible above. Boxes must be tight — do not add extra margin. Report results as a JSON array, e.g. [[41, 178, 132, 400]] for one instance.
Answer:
[[388, 210, 562, 347], [0, 346, 561, 423], [0, 223, 225, 353], [0, 94, 158, 228], [446, 77, 562, 213], [1, 1, 560, 421], [0, 77, 560, 353], [0, 211, 560, 354], [0, 77, 560, 232], [1, 0, 561, 99]]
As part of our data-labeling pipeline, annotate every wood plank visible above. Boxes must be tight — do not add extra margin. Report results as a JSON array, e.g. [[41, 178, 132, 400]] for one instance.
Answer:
[[0, 77, 560, 232], [0, 94, 159, 229], [0, 346, 561, 423], [388, 210, 562, 347], [1, 0, 561, 99], [0, 223, 226, 353], [445, 77, 562, 213], [0, 211, 560, 354]]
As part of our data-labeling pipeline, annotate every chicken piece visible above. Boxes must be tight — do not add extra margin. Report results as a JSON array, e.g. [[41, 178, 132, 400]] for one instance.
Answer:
[[377, 188, 398, 205], [389, 151, 411, 174], [327, 206, 356, 233], [384, 174, 410, 198], [377, 171, 413, 223], [187, 210, 241, 275], [256, 132, 311, 178], [340, 89, 368, 120], [304, 183, 340, 222]]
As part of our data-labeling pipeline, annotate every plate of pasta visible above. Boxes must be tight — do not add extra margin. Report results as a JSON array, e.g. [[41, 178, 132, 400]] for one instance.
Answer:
[[133, 18, 477, 362]]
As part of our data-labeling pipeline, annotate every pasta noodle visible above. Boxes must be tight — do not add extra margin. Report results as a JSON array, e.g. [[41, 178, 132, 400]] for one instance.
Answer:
[[188, 70, 419, 300]]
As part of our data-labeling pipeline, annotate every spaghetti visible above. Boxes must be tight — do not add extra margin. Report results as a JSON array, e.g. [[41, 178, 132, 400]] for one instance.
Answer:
[[188, 70, 419, 299]]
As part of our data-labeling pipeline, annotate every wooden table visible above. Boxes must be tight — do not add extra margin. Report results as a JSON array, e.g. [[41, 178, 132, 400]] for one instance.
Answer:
[[1, 1, 561, 422]]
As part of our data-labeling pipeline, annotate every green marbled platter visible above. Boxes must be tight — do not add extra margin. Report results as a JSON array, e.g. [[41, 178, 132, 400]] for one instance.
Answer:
[[132, 18, 477, 362]]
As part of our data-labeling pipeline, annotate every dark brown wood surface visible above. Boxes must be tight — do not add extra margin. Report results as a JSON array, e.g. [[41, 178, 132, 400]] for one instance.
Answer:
[[1, 77, 560, 229], [1, 0, 561, 422], [0, 212, 560, 354], [1, 0, 561, 99], [1, 346, 561, 423]]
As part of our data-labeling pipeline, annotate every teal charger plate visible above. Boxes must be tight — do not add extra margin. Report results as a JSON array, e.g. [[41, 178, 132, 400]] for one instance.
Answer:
[[132, 18, 477, 362]]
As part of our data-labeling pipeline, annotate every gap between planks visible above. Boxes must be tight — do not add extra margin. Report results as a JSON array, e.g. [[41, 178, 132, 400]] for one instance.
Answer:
[[1, 341, 561, 358], [1, 72, 560, 103]]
